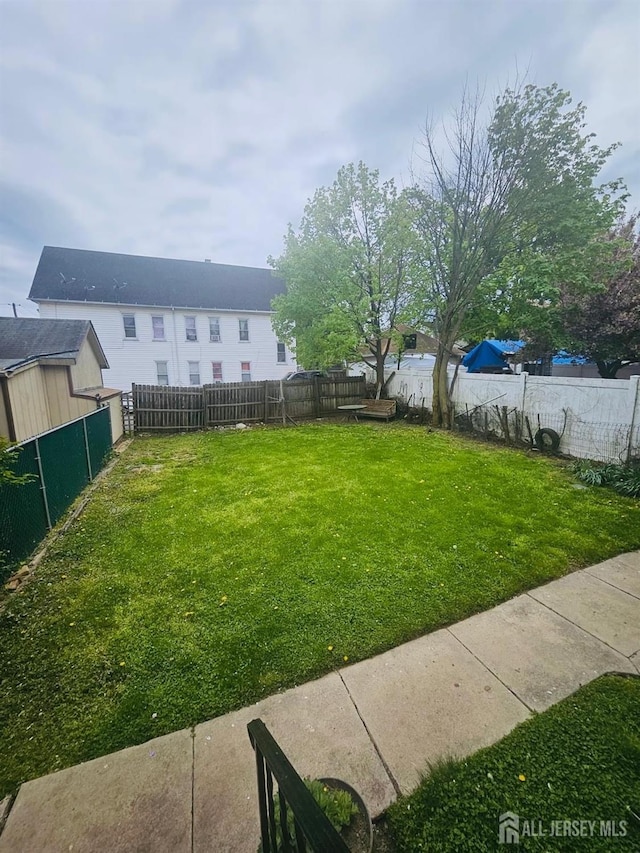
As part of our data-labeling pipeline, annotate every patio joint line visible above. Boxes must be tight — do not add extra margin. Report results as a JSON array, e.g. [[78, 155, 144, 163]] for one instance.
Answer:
[[190, 726, 195, 853], [524, 592, 636, 659], [336, 669, 402, 798], [445, 627, 535, 713], [581, 567, 640, 601]]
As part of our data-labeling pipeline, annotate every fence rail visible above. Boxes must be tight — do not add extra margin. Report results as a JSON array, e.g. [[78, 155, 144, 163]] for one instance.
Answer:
[[132, 376, 366, 432], [369, 366, 640, 464], [247, 718, 349, 852], [0, 407, 113, 581]]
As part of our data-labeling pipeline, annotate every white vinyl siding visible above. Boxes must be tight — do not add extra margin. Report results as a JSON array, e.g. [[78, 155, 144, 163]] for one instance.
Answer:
[[209, 317, 221, 342], [185, 316, 198, 341], [239, 318, 249, 342], [156, 360, 169, 385], [152, 315, 165, 340], [122, 314, 136, 338], [37, 302, 294, 390]]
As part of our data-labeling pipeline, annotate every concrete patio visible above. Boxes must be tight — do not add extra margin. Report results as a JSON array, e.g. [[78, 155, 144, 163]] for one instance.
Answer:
[[1, 551, 638, 852]]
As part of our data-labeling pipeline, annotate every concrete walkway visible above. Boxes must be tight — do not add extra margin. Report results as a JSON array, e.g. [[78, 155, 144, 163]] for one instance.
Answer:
[[1, 552, 639, 852]]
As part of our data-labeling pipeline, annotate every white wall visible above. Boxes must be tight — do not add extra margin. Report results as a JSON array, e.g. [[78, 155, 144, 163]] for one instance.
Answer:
[[37, 302, 295, 390], [354, 364, 640, 463]]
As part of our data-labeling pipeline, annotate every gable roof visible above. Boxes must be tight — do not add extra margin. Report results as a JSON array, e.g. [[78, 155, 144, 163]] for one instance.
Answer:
[[0, 317, 108, 372], [28, 246, 286, 312]]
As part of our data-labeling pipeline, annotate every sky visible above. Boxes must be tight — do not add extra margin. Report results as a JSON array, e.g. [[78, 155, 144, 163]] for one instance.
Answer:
[[1, 0, 638, 318]]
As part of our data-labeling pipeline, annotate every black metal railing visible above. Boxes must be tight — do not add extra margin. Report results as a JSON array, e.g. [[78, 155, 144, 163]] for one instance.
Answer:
[[247, 719, 350, 852]]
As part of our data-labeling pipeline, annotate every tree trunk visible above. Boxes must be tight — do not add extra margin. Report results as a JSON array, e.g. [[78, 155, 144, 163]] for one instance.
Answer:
[[432, 331, 460, 428], [596, 360, 622, 379], [375, 344, 386, 399], [432, 350, 450, 427]]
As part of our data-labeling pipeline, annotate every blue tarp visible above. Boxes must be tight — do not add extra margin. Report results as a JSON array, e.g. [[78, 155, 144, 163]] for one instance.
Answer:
[[463, 340, 593, 372], [552, 350, 591, 365], [462, 340, 525, 373]]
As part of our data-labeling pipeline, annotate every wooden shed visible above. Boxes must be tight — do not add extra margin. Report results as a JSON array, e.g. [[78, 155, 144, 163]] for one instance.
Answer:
[[0, 317, 123, 443]]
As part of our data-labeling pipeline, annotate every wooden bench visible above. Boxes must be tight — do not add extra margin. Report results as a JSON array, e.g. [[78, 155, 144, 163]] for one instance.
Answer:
[[359, 398, 396, 420]]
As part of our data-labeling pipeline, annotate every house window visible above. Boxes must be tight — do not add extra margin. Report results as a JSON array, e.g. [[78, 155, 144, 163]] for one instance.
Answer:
[[152, 315, 165, 340], [185, 316, 198, 341], [156, 361, 169, 386], [277, 342, 286, 363], [123, 314, 136, 339], [239, 318, 249, 342], [188, 361, 201, 385], [241, 361, 251, 382], [211, 361, 223, 382], [209, 317, 221, 342]]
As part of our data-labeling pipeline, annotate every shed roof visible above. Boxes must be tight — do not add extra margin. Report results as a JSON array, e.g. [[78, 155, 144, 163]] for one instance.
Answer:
[[0, 317, 108, 372], [29, 246, 286, 312]]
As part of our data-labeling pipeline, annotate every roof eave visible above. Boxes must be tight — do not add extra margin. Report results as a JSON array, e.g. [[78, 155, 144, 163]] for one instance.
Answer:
[[30, 296, 276, 315]]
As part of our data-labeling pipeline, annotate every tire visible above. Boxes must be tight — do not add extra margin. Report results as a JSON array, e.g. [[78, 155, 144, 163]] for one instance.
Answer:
[[534, 427, 560, 452]]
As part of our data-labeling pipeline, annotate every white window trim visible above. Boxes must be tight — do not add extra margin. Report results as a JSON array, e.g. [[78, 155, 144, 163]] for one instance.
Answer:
[[185, 316, 198, 342], [209, 316, 221, 343], [238, 318, 250, 342], [155, 360, 169, 385], [188, 361, 201, 385], [122, 313, 137, 340], [211, 361, 223, 382], [277, 342, 287, 363], [152, 315, 166, 341]]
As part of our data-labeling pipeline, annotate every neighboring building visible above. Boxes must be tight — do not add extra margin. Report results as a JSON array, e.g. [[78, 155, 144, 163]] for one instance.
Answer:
[[0, 317, 122, 443], [28, 246, 295, 391]]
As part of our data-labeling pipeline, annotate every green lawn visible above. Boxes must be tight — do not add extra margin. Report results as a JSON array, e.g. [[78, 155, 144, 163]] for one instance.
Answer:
[[1, 423, 639, 797], [387, 674, 640, 851]]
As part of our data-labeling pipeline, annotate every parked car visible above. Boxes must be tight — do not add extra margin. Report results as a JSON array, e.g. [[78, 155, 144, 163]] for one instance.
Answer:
[[283, 370, 327, 380]]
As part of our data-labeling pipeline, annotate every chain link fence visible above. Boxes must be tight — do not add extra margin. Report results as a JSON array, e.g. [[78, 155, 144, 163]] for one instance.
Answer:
[[453, 403, 639, 464], [1, 407, 112, 583]]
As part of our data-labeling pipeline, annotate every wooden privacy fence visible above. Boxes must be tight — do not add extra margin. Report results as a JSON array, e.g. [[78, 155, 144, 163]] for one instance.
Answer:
[[132, 376, 366, 432]]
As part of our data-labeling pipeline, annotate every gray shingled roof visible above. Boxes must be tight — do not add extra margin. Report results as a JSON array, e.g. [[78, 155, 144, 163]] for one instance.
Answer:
[[29, 246, 286, 311], [0, 317, 108, 371]]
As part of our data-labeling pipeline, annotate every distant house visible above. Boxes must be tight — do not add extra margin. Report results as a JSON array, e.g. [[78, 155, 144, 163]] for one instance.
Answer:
[[0, 317, 122, 443], [353, 325, 466, 368], [28, 247, 295, 391]]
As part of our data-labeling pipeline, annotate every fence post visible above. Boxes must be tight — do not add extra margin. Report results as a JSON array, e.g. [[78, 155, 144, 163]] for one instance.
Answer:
[[313, 375, 321, 417], [520, 370, 528, 416], [33, 437, 52, 530], [625, 375, 640, 463], [263, 381, 269, 423], [82, 414, 93, 480]]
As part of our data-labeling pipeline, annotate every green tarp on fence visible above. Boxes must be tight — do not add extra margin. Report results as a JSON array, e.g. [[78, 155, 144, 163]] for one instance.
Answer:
[[0, 407, 112, 582]]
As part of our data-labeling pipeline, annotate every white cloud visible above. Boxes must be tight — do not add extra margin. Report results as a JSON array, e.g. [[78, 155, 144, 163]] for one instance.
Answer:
[[1, 0, 638, 316]]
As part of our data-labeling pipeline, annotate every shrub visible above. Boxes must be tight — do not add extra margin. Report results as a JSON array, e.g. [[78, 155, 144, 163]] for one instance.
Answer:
[[258, 778, 358, 852], [571, 459, 640, 498]]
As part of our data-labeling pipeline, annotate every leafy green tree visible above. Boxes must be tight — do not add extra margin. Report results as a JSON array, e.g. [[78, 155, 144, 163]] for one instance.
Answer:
[[558, 216, 640, 377], [270, 163, 418, 394], [0, 437, 28, 485], [1, 437, 32, 573], [411, 83, 626, 426]]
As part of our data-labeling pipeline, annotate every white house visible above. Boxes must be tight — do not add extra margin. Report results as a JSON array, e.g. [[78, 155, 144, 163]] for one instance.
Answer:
[[28, 247, 295, 391]]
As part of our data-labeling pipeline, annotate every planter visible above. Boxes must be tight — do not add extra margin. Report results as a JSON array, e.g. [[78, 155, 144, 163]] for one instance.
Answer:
[[319, 778, 373, 853]]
